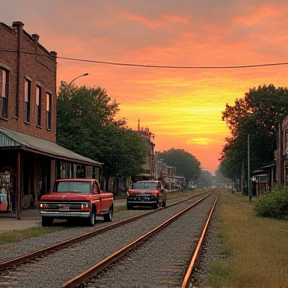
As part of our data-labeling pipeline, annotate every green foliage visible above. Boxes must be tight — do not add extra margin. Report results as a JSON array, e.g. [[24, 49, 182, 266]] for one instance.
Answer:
[[205, 262, 231, 288], [215, 167, 232, 185], [254, 184, 288, 220], [221, 84, 288, 180], [57, 82, 145, 179], [197, 169, 213, 188], [158, 148, 201, 181], [97, 125, 146, 179]]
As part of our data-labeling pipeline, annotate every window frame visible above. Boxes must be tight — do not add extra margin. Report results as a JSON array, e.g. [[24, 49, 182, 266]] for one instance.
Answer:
[[24, 78, 31, 123], [36, 85, 42, 127], [0, 67, 9, 119], [46, 92, 52, 130]]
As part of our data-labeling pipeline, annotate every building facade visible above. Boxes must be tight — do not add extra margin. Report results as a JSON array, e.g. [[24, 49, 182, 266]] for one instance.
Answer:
[[134, 122, 155, 180], [0, 21, 101, 218]]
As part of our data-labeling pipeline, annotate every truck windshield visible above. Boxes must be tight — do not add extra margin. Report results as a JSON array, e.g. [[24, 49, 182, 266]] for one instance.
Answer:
[[132, 182, 158, 190], [56, 181, 91, 194]]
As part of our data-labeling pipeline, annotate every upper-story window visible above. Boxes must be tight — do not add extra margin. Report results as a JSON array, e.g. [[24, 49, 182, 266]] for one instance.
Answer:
[[24, 79, 31, 123], [36, 86, 41, 127], [46, 92, 52, 130], [0, 68, 9, 119]]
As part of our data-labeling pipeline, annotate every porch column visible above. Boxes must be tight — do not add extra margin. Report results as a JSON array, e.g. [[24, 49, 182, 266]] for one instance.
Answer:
[[16, 150, 21, 220]]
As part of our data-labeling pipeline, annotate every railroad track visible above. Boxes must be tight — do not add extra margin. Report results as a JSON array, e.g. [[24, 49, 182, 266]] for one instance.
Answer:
[[64, 190, 219, 288], [0, 189, 217, 288]]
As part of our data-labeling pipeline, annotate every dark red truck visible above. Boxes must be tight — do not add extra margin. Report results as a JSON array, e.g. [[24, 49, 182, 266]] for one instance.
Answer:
[[39, 179, 114, 226], [126, 180, 167, 209]]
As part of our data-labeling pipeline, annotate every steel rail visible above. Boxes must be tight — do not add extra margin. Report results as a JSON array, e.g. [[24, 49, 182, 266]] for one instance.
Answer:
[[0, 190, 210, 272], [181, 193, 219, 288], [0, 209, 157, 271], [62, 192, 213, 288]]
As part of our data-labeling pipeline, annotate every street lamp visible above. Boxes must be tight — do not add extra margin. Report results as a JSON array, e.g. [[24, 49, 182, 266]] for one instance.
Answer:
[[68, 73, 89, 87]]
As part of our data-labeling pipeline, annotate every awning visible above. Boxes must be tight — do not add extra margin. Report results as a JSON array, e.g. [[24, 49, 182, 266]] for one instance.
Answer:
[[0, 127, 102, 166], [251, 163, 275, 176]]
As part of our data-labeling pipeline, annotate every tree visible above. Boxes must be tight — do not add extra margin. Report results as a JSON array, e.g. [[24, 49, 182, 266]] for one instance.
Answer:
[[215, 166, 232, 186], [158, 148, 201, 182], [96, 125, 146, 189], [221, 84, 288, 180], [197, 169, 213, 188], [57, 82, 146, 188]]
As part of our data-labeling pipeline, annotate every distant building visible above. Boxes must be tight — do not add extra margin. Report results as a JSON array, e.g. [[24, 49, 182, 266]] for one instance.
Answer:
[[133, 120, 155, 180]]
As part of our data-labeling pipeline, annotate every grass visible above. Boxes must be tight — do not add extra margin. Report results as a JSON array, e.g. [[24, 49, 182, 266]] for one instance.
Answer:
[[0, 226, 64, 247], [0, 204, 128, 247], [205, 190, 288, 288]]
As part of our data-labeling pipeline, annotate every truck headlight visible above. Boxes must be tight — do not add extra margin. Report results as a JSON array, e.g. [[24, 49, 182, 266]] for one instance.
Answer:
[[81, 203, 90, 211], [39, 203, 48, 209]]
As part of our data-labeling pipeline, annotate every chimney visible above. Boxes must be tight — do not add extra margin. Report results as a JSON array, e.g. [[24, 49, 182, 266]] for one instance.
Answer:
[[32, 34, 40, 42]]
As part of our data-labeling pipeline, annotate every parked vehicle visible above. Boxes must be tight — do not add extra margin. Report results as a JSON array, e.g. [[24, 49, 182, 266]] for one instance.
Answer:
[[126, 180, 167, 209], [39, 179, 114, 226]]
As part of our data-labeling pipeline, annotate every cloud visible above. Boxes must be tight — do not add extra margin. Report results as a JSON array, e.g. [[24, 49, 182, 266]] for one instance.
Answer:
[[186, 138, 213, 146]]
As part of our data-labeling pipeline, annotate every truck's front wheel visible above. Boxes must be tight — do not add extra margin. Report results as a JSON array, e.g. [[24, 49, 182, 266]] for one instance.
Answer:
[[104, 206, 113, 222], [127, 202, 133, 210], [42, 217, 53, 226], [87, 210, 96, 226]]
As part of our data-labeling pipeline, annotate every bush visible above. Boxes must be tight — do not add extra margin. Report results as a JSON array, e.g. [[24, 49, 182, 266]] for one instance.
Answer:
[[254, 184, 288, 220]]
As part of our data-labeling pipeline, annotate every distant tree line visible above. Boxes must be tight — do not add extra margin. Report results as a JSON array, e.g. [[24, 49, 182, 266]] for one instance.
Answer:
[[158, 148, 201, 184]]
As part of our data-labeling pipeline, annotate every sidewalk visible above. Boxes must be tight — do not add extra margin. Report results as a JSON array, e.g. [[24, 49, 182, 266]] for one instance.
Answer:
[[0, 209, 42, 233], [0, 198, 127, 233]]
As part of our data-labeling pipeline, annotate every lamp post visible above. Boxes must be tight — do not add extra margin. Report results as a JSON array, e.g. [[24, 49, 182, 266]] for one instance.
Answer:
[[68, 73, 89, 87]]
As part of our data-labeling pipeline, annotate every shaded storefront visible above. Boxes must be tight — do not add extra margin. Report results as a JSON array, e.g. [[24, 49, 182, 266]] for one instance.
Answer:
[[0, 127, 101, 219], [251, 163, 276, 196]]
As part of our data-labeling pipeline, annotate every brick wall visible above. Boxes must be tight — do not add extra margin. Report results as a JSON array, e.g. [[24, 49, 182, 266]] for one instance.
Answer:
[[0, 21, 57, 142]]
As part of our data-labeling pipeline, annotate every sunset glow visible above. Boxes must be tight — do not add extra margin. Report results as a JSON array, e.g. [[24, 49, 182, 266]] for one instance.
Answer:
[[1, 0, 288, 174]]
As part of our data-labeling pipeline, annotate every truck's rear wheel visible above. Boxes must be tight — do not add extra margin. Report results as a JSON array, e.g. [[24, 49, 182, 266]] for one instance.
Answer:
[[42, 217, 53, 226]]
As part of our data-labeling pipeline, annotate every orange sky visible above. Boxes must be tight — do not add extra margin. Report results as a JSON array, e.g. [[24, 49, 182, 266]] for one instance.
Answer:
[[1, 1, 288, 174]]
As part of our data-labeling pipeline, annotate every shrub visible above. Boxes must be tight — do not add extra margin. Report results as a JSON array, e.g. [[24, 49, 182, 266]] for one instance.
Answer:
[[254, 184, 288, 220]]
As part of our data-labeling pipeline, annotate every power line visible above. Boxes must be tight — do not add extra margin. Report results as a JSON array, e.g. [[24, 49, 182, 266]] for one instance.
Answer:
[[1, 47, 288, 69], [58, 56, 288, 69]]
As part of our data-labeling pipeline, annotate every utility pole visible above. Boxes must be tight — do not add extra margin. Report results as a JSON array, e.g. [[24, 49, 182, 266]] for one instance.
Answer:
[[248, 134, 252, 202]]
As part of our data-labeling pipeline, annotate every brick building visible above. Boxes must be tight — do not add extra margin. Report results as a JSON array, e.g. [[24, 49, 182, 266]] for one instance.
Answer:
[[0, 21, 101, 219], [134, 121, 155, 180]]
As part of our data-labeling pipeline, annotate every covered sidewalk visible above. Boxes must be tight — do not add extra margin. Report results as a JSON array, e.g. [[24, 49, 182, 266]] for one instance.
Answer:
[[0, 127, 102, 220]]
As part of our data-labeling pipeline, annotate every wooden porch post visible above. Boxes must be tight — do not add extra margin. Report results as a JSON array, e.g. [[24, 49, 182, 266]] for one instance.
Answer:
[[16, 150, 21, 220]]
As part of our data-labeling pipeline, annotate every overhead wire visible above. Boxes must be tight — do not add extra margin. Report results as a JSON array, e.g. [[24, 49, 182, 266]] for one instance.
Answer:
[[57, 56, 288, 69], [1, 47, 288, 69]]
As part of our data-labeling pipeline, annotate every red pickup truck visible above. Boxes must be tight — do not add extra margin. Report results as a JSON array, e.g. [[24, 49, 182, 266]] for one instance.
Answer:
[[126, 180, 167, 209], [39, 179, 114, 226]]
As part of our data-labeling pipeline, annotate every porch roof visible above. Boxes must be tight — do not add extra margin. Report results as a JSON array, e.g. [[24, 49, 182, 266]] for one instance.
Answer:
[[0, 127, 102, 166], [251, 163, 275, 176]]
